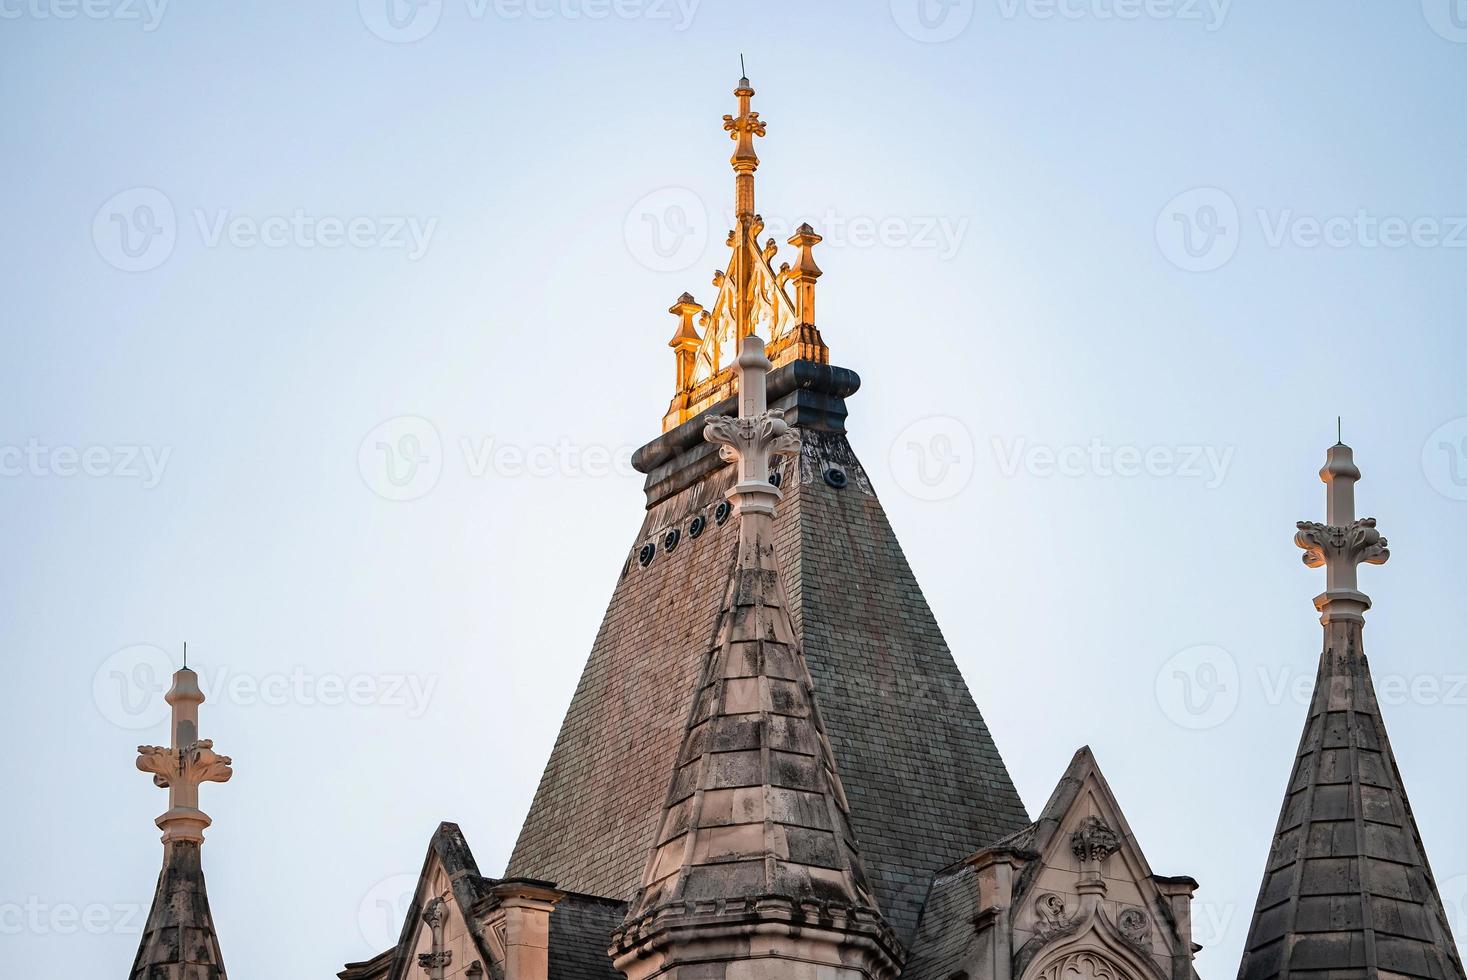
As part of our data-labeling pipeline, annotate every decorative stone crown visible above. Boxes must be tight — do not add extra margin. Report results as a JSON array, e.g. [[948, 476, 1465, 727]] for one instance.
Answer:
[[661, 75, 829, 432]]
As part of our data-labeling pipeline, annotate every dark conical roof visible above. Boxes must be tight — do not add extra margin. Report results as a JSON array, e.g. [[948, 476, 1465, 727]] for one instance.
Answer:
[[1238, 618, 1465, 980], [129, 840, 228, 980], [625, 543, 881, 917], [507, 362, 1029, 942]]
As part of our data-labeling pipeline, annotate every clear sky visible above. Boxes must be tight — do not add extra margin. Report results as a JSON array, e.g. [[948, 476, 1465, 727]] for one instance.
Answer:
[[3, 2, 1466, 978]]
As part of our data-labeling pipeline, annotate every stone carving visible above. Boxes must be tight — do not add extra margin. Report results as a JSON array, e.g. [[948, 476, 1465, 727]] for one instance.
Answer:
[[1116, 907, 1151, 952], [134, 667, 233, 844], [419, 898, 452, 979], [1295, 443, 1391, 621], [704, 337, 803, 546], [1036, 950, 1133, 980], [1070, 816, 1121, 864], [136, 740, 233, 790], [1034, 894, 1072, 938], [704, 412, 800, 469], [1294, 519, 1390, 571]]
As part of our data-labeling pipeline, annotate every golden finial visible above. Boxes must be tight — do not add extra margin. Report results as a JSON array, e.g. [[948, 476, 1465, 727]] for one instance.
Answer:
[[657, 74, 828, 434], [787, 224, 823, 327], [723, 71, 765, 218], [668, 293, 704, 394]]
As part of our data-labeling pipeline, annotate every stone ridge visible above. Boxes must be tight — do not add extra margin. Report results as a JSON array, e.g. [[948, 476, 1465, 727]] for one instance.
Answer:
[[1238, 622, 1465, 980], [506, 426, 1030, 943], [626, 551, 878, 916], [129, 840, 228, 980]]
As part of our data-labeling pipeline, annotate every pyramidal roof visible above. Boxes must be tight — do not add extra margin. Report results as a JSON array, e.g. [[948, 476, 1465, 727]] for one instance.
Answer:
[[508, 74, 1029, 944], [130, 840, 229, 980], [611, 335, 902, 975], [623, 537, 881, 919], [1238, 443, 1464, 980]]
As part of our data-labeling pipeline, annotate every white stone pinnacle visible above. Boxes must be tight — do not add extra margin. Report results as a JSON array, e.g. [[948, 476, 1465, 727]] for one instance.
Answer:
[[1294, 442, 1390, 624], [135, 667, 233, 844], [703, 335, 801, 554]]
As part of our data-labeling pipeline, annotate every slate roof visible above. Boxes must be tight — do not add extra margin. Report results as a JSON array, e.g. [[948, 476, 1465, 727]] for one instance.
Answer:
[[1238, 621, 1465, 980], [548, 893, 626, 980], [624, 537, 882, 919], [508, 364, 1030, 942], [129, 840, 228, 980], [902, 861, 983, 980]]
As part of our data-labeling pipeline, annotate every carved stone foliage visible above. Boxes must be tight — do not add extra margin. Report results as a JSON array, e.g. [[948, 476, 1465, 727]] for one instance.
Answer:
[[1116, 908, 1151, 952], [1294, 518, 1389, 570], [135, 739, 233, 790], [418, 952, 452, 971], [1035, 894, 1073, 939], [704, 411, 800, 469], [1070, 816, 1121, 864], [1036, 950, 1134, 980]]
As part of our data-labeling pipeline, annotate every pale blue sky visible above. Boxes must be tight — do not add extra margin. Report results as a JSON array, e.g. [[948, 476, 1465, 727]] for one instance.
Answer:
[[3, 2, 1467, 978]]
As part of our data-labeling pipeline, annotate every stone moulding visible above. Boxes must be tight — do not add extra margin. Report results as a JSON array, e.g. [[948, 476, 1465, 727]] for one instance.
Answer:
[[609, 893, 904, 979]]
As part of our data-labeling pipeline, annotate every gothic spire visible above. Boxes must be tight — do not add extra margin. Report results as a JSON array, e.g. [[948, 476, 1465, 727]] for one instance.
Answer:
[[612, 336, 902, 980], [660, 75, 829, 432], [1237, 443, 1463, 980], [130, 665, 233, 980]]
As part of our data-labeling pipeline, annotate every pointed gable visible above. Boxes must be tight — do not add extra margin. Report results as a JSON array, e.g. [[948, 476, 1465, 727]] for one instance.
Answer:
[[1008, 748, 1198, 980], [374, 822, 500, 980], [905, 748, 1199, 980], [342, 822, 625, 980], [1237, 631, 1465, 980]]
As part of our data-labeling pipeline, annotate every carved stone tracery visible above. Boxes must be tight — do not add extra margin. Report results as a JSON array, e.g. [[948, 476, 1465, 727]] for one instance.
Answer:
[[1036, 950, 1134, 980]]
